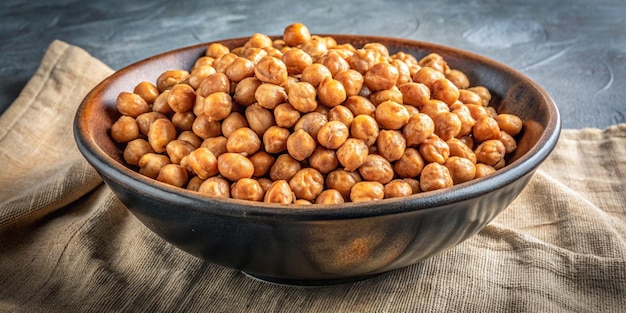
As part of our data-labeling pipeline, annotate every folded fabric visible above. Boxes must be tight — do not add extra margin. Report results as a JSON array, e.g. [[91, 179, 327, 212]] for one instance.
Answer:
[[0, 40, 624, 313]]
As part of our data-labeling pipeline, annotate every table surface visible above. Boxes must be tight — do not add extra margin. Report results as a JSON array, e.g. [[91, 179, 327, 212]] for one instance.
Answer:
[[1, 0, 624, 129]]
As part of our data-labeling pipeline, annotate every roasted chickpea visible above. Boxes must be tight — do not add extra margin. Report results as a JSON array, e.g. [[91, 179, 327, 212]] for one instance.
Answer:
[[197, 72, 230, 97], [226, 127, 261, 156], [254, 56, 288, 86], [350, 181, 384, 202], [263, 126, 290, 154], [445, 69, 470, 89], [359, 154, 394, 184], [245, 103, 275, 137], [148, 118, 177, 153], [257, 177, 273, 194], [170, 111, 195, 132], [116, 92, 149, 118], [467, 86, 492, 106], [420, 163, 453, 192], [241, 47, 268, 64], [193, 56, 215, 70], [444, 156, 476, 184], [301, 63, 332, 88], [217, 153, 254, 181], [309, 146, 339, 174], [420, 135, 450, 164], [334, 69, 364, 97], [288, 81, 318, 113], [203, 91, 233, 122], [281, 48, 313, 76], [473, 116, 501, 142], [300, 38, 328, 59], [336, 138, 369, 171], [452, 107, 476, 137], [466, 103, 490, 120], [375, 100, 410, 130], [213, 53, 238, 74], [403, 113, 435, 146], [347, 48, 383, 75], [224, 57, 255, 82], [255, 83, 287, 110], [283, 23, 311, 47], [186, 176, 204, 192], [167, 84, 196, 113], [384, 180, 414, 199], [178, 130, 202, 148], [317, 120, 349, 149], [123, 138, 154, 166], [201, 136, 228, 158], [264, 180, 294, 204], [412, 67, 445, 90], [318, 77, 347, 107], [391, 59, 411, 85], [192, 114, 222, 139], [293, 112, 328, 140], [432, 78, 460, 106], [156, 164, 188, 188], [377, 130, 406, 162], [474, 163, 496, 178], [138, 153, 171, 179], [458, 89, 483, 106], [326, 169, 361, 199], [287, 129, 316, 161], [433, 111, 462, 141], [249, 151, 275, 177], [198, 176, 230, 198], [231, 178, 264, 201], [186, 147, 219, 179], [165, 139, 195, 164], [364, 62, 399, 92], [233, 77, 262, 106], [344, 95, 376, 116], [269, 154, 301, 181], [205, 43, 230, 59], [289, 168, 324, 201], [152, 90, 174, 115], [133, 81, 159, 104], [326, 105, 353, 129], [189, 65, 217, 89], [220, 112, 248, 137], [474, 139, 506, 167], [351, 114, 379, 146], [499, 131, 518, 154], [403, 178, 421, 194], [111, 115, 139, 143], [495, 114, 523, 136], [418, 53, 449, 73], [391, 51, 419, 67], [393, 148, 425, 178], [136, 112, 167, 136], [156, 70, 189, 92], [420, 99, 450, 119], [315, 189, 345, 204], [447, 138, 477, 163], [370, 87, 403, 106]]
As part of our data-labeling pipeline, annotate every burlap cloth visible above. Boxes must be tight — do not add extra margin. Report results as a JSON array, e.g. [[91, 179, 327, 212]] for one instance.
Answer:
[[1, 40, 624, 313]]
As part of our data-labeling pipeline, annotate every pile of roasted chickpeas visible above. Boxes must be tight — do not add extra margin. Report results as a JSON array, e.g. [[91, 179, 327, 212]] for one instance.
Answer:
[[110, 23, 523, 205]]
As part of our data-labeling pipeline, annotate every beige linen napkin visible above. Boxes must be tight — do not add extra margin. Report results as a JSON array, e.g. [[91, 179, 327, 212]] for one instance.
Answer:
[[0, 40, 625, 313]]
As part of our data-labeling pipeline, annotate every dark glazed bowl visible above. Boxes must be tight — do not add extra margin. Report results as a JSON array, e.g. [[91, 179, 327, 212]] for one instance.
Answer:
[[74, 35, 560, 286]]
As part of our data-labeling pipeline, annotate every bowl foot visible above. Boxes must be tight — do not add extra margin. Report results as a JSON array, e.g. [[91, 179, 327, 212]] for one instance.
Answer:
[[242, 271, 380, 287]]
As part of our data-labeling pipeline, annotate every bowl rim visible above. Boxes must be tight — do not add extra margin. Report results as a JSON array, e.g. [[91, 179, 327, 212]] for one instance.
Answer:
[[74, 34, 561, 221]]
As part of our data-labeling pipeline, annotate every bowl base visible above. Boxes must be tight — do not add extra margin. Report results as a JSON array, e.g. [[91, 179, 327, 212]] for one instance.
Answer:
[[242, 271, 380, 287]]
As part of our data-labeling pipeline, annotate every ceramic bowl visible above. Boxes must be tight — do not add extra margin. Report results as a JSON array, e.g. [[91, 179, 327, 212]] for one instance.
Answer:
[[74, 35, 560, 286]]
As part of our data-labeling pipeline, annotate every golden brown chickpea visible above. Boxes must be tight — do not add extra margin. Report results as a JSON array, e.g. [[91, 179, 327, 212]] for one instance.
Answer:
[[445, 69, 470, 89], [432, 78, 460, 106], [186, 147, 219, 179], [264, 180, 294, 204], [189, 65, 217, 90], [220, 112, 248, 138], [467, 86, 492, 106], [315, 189, 345, 204], [420, 135, 450, 164], [317, 77, 347, 107], [404, 105, 419, 117], [263, 125, 290, 154], [287, 129, 316, 161], [486, 106, 498, 118], [288, 81, 318, 113], [152, 90, 174, 115], [377, 130, 406, 162], [116, 92, 149, 118], [458, 89, 483, 106], [283, 23, 311, 47], [167, 84, 195, 113], [363, 42, 389, 57], [418, 53, 449, 73], [499, 131, 518, 154], [205, 43, 230, 59], [391, 59, 411, 85], [289, 168, 324, 201], [474, 139, 506, 167], [123, 138, 154, 166], [474, 163, 496, 178], [308, 146, 338, 174], [494, 114, 523, 136], [255, 83, 287, 109], [393, 147, 425, 178], [193, 94, 205, 116], [403, 178, 421, 194], [193, 56, 215, 70], [171, 111, 195, 132], [320, 50, 350, 76], [203, 91, 233, 122], [447, 138, 477, 164], [364, 62, 399, 92], [473, 116, 501, 142], [157, 164, 188, 188], [186, 176, 204, 192], [420, 163, 453, 192], [148, 118, 177, 153], [384, 180, 414, 199], [197, 72, 230, 98], [226, 127, 261, 156], [224, 57, 255, 82], [412, 67, 445, 90], [332, 69, 363, 98], [201, 136, 228, 158], [351, 114, 379, 146], [444, 156, 476, 184], [111, 115, 139, 143], [452, 107, 476, 137], [136, 112, 167, 136], [254, 56, 288, 86], [347, 48, 383, 75], [293, 112, 327, 140], [269, 154, 301, 181], [257, 177, 273, 193], [165, 139, 195, 164], [198, 176, 230, 198], [245, 103, 275, 137], [244, 33, 273, 49], [359, 154, 394, 184], [133, 81, 159, 104], [213, 53, 238, 74], [420, 99, 450, 119], [317, 120, 349, 149], [241, 47, 268, 64], [344, 95, 376, 116], [403, 113, 435, 146], [336, 138, 369, 171], [398, 82, 430, 107], [231, 178, 264, 201], [466, 103, 489, 120], [273, 103, 301, 128], [249, 151, 275, 177], [217, 153, 254, 181], [300, 38, 328, 58], [433, 111, 462, 141], [294, 199, 312, 205], [326, 169, 361, 199], [350, 181, 384, 202], [391, 51, 419, 67], [233, 77, 261, 106], [458, 135, 475, 150], [327, 105, 354, 128], [156, 70, 190, 92], [375, 100, 410, 130], [301, 63, 332, 88], [493, 158, 506, 170], [370, 87, 403, 106], [282, 48, 312, 75], [192, 114, 222, 139], [138, 153, 171, 179]]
